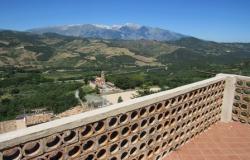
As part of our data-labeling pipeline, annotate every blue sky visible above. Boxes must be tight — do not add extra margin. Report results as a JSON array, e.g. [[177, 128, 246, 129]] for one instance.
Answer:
[[1, 0, 250, 42]]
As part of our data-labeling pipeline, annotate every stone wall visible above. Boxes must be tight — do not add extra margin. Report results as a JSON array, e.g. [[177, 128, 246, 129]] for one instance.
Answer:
[[26, 113, 53, 126], [0, 75, 228, 160], [232, 76, 250, 124], [0, 120, 17, 134]]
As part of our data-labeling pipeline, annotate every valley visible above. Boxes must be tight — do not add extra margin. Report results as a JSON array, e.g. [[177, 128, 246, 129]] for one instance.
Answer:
[[0, 30, 250, 122]]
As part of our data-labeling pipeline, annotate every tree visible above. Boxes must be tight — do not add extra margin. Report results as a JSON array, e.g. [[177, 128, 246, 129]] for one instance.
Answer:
[[0, 90, 4, 96], [84, 78, 89, 85], [136, 85, 152, 97], [117, 96, 123, 103], [1, 98, 11, 105], [78, 88, 86, 101], [95, 86, 100, 94], [11, 88, 20, 94]]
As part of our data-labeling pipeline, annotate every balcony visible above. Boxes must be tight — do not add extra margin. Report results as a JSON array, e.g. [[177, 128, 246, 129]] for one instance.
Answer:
[[0, 73, 249, 160]]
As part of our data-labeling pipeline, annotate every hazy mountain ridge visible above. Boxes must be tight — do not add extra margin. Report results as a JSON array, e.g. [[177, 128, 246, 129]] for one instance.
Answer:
[[0, 30, 250, 69], [28, 23, 187, 41]]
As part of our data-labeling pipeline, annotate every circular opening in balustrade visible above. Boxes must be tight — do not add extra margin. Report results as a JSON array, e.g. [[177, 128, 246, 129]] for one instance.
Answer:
[[183, 103, 188, 110], [121, 127, 130, 136], [110, 131, 119, 141], [140, 143, 146, 150], [233, 102, 239, 108], [234, 95, 240, 101], [46, 135, 61, 149], [168, 138, 173, 145], [81, 125, 93, 138], [241, 112, 248, 117], [49, 151, 63, 160], [149, 106, 155, 114], [110, 157, 118, 160], [148, 139, 154, 146], [3, 148, 21, 160], [131, 111, 138, 120], [176, 125, 180, 132], [120, 139, 129, 148], [97, 149, 107, 159], [177, 115, 182, 122], [157, 124, 163, 132], [131, 135, 139, 144], [98, 135, 108, 145], [24, 142, 41, 156], [94, 121, 105, 133], [164, 120, 169, 129], [175, 143, 180, 149], [246, 82, 250, 87], [177, 106, 182, 113], [232, 109, 238, 115], [130, 147, 137, 155], [156, 135, 161, 142], [175, 135, 180, 141], [138, 154, 145, 160], [131, 123, 139, 132], [171, 109, 176, 115], [149, 117, 156, 125], [140, 131, 147, 139], [149, 127, 156, 135], [147, 150, 153, 158], [165, 100, 170, 108], [158, 113, 163, 121], [171, 98, 176, 105], [64, 130, 76, 143], [110, 144, 119, 154], [183, 113, 187, 119], [68, 145, 80, 158], [237, 80, 243, 86], [155, 146, 160, 154], [109, 117, 118, 127], [83, 140, 94, 151], [120, 114, 128, 124], [121, 152, 128, 160], [170, 118, 175, 126], [164, 111, 170, 118], [243, 97, 250, 102], [140, 108, 147, 117], [163, 131, 168, 139], [156, 103, 163, 111], [162, 142, 167, 149], [141, 119, 147, 128], [170, 128, 175, 135]]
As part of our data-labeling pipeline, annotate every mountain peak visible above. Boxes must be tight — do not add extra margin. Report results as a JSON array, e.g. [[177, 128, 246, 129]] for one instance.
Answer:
[[28, 23, 188, 41], [93, 23, 141, 30]]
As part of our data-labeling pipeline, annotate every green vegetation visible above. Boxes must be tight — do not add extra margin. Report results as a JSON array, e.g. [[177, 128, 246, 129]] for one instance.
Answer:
[[79, 85, 95, 101], [24, 45, 55, 61], [117, 96, 123, 103], [0, 31, 250, 121], [0, 69, 84, 121]]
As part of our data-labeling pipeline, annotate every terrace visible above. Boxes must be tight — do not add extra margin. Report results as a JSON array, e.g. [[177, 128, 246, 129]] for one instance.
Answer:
[[0, 73, 249, 160]]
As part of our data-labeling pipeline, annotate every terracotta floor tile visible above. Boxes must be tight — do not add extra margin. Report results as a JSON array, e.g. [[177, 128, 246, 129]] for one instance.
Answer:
[[163, 122, 250, 160]]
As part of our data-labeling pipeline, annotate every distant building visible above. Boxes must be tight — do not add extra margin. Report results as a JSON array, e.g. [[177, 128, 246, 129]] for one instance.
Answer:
[[95, 71, 105, 88]]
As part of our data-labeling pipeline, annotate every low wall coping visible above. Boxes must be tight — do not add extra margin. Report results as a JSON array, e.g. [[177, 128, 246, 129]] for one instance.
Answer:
[[0, 75, 227, 150]]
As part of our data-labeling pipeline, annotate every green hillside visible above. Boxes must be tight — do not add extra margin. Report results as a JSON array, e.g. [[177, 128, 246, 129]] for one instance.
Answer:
[[0, 30, 250, 121]]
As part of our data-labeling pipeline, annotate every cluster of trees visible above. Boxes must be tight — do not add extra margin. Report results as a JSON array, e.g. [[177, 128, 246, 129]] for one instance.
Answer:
[[0, 72, 53, 88], [0, 69, 85, 121]]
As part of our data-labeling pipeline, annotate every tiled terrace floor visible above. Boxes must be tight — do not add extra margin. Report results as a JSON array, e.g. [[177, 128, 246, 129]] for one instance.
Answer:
[[164, 122, 250, 160]]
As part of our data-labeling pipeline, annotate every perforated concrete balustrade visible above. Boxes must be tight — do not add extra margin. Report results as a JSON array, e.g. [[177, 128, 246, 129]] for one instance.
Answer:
[[0, 74, 247, 160], [233, 76, 250, 124]]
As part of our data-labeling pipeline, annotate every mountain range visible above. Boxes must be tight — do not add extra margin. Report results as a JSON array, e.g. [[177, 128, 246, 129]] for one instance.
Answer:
[[28, 23, 187, 41], [0, 29, 250, 70]]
